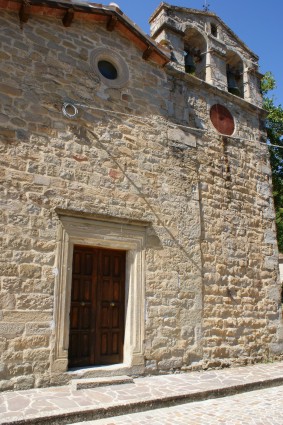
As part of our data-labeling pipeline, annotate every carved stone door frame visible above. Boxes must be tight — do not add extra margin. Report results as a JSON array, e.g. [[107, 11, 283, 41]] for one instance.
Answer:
[[52, 214, 146, 375]]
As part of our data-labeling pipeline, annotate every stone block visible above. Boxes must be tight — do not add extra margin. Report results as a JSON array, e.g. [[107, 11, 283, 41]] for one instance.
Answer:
[[10, 335, 50, 350], [34, 175, 51, 186], [0, 363, 7, 379], [25, 322, 52, 336], [0, 264, 18, 276], [1, 348, 23, 363], [13, 375, 35, 391], [0, 379, 14, 392], [7, 363, 32, 377], [3, 311, 51, 322], [35, 375, 52, 388], [145, 360, 157, 370], [152, 337, 168, 349], [23, 348, 50, 362], [33, 240, 56, 252], [264, 256, 278, 271], [0, 337, 7, 353], [0, 83, 22, 97], [180, 327, 194, 339], [19, 264, 41, 278], [32, 362, 51, 373], [16, 294, 52, 310], [0, 293, 16, 309], [0, 323, 24, 337], [51, 359, 68, 373], [158, 357, 183, 370]]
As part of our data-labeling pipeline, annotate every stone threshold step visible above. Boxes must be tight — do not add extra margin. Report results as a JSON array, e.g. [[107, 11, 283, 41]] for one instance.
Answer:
[[3, 376, 283, 425], [71, 375, 134, 390]]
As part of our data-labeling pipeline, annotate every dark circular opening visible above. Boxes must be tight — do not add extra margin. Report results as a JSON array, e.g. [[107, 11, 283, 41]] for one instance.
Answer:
[[98, 60, 118, 80]]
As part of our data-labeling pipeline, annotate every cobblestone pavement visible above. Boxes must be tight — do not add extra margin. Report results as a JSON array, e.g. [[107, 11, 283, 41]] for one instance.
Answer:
[[1, 362, 283, 424], [73, 385, 283, 425]]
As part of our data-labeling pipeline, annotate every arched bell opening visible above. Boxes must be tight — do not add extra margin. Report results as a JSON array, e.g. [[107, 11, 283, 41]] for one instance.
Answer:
[[210, 22, 218, 38], [183, 28, 207, 80], [226, 51, 244, 98]]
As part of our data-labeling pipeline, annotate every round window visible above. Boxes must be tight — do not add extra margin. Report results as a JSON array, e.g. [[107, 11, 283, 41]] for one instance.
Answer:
[[210, 104, 235, 136], [90, 48, 129, 88], [98, 60, 118, 80]]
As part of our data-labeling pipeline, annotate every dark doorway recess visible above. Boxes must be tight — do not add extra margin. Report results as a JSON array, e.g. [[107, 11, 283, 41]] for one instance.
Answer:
[[68, 246, 126, 368]]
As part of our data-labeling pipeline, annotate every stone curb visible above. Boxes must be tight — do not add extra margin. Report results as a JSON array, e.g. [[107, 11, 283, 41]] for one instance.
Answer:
[[3, 376, 283, 425]]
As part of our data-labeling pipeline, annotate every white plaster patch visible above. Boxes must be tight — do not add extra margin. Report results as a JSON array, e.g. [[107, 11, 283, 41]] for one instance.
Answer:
[[168, 127, 197, 147]]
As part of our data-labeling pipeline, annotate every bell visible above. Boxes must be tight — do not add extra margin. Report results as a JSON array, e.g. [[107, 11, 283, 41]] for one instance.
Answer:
[[184, 52, 196, 74], [227, 67, 241, 96]]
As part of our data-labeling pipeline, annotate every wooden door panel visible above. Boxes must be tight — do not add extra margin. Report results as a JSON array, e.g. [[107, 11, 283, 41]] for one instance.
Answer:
[[82, 279, 91, 301], [73, 251, 81, 274], [101, 305, 110, 327], [112, 306, 119, 328], [69, 246, 125, 368], [101, 333, 108, 355], [113, 281, 120, 301], [96, 249, 125, 365], [81, 333, 90, 356], [81, 307, 91, 329], [69, 247, 96, 367], [71, 278, 80, 301], [69, 334, 79, 360], [112, 333, 118, 354], [84, 253, 93, 275], [70, 306, 79, 329], [102, 254, 111, 276], [113, 256, 122, 276], [101, 279, 111, 300]]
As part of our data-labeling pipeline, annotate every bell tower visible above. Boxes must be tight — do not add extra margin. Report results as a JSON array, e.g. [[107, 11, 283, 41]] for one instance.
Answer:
[[149, 3, 263, 106]]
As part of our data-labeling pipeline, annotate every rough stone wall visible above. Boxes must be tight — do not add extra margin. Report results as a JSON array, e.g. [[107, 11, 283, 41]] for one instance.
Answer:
[[0, 10, 204, 390], [164, 72, 283, 368], [0, 7, 282, 392], [200, 126, 281, 367]]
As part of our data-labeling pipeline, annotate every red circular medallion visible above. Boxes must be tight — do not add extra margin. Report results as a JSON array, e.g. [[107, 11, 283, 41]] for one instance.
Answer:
[[210, 104, 235, 136]]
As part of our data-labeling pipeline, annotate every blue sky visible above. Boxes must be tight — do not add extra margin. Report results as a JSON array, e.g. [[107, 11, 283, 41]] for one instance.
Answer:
[[106, 0, 283, 106]]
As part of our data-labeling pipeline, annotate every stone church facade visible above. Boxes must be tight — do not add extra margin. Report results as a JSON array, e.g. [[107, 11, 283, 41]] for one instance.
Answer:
[[0, 0, 282, 391]]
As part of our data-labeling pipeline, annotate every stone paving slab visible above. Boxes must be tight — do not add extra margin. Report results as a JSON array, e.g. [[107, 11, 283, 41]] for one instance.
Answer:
[[1, 362, 283, 425]]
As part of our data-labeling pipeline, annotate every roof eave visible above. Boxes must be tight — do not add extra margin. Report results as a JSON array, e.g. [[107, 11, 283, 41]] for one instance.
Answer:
[[0, 0, 170, 66]]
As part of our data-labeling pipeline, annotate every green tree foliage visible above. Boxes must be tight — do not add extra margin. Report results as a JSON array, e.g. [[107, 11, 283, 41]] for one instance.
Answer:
[[262, 72, 283, 252]]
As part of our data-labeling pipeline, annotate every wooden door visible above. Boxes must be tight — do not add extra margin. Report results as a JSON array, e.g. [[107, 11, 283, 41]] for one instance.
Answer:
[[68, 246, 126, 368]]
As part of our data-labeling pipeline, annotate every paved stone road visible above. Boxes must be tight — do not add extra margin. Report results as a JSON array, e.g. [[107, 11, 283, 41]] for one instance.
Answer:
[[1, 362, 283, 424], [73, 385, 283, 425]]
